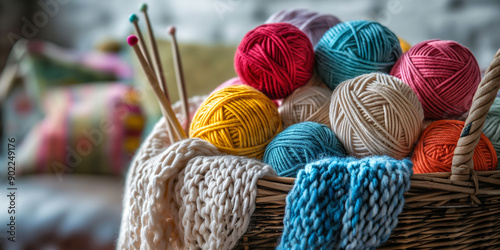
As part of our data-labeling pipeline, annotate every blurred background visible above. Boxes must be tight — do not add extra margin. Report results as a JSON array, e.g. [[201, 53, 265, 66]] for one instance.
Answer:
[[0, 0, 499, 249]]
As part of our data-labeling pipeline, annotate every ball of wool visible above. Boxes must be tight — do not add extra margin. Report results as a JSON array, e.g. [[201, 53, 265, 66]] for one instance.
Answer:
[[398, 36, 411, 53], [279, 85, 332, 127], [263, 121, 346, 177], [190, 84, 283, 159], [412, 120, 498, 174], [482, 97, 500, 169], [234, 23, 315, 100], [330, 73, 424, 159], [265, 9, 341, 46], [390, 39, 481, 119], [315, 20, 402, 89]]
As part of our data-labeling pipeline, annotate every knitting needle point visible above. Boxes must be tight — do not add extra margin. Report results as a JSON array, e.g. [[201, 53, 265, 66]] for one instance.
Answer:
[[129, 14, 153, 70], [140, 3, 169, 100]]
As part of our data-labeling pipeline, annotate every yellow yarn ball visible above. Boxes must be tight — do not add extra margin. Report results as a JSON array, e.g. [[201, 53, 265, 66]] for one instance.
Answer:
[[398, 36, 411, 53], [190, 85, 283, 159]]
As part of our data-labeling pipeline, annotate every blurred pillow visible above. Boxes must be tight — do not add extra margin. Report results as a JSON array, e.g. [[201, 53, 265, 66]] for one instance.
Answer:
[[21, 40, 133, 103], [17, 83, 144, 176]]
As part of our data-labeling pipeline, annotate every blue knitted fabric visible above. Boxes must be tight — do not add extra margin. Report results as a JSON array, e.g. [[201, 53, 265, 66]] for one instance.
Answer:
[[279, 156, 412, 249]]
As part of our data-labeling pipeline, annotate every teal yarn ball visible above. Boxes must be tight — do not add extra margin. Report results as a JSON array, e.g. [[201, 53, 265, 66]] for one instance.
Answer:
[[315, 20, 402, 89], [483, 97, 500, 169], [263, 121, 346, 177]]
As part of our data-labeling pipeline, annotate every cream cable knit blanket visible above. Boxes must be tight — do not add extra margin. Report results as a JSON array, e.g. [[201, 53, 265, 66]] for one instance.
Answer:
[[118, 118, 275, 249]]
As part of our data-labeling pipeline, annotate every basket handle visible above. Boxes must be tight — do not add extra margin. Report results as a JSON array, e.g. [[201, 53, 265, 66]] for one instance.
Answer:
[[451, 49, 500, 181]]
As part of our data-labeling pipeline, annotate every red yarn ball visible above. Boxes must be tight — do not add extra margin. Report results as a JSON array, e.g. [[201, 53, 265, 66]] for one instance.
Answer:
[[234, 23, 315, 99], [390, 40, 481, 119]]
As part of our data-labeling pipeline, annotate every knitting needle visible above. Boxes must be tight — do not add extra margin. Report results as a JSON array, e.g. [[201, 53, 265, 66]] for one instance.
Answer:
[[129, 14, 153, 69], [128, 35, 187, 141], [168, 26, 190, 133], [127, 34, 175, 142], [140, 3, 170, 100], [130, 10, 177, 141]]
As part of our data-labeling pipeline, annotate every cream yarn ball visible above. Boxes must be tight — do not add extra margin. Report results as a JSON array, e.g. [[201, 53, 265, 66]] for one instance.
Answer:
[[329, 73, 424, 159]]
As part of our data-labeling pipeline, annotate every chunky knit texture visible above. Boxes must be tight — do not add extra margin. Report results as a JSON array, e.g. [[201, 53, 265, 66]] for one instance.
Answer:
[[280, 156, 412, 249], [118, 118, 275, 249]]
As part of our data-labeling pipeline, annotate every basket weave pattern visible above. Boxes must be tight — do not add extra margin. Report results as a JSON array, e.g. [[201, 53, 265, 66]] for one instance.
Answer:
[[237, 49, 500, 249]]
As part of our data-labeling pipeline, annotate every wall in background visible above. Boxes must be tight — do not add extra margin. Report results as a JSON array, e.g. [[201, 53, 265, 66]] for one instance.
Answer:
[[2, 0, 500, 69]]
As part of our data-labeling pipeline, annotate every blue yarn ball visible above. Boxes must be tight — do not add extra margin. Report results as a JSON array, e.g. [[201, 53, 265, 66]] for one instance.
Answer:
[[263, 121, 346, 177], [315, 20, 402, 89]]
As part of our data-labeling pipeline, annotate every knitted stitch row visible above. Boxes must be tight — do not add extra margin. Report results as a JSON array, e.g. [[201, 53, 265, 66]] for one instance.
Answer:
[[280, 156, 412, 249], [118, 118, 275, 249]]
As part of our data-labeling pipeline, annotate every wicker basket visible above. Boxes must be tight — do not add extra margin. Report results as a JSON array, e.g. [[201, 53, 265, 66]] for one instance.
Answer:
[[237, 49, 500, 249]]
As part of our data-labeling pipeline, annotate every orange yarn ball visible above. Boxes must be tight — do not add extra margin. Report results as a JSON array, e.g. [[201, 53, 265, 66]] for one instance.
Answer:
[[190, 85, 283, 159], [412, 120, 498, 174]]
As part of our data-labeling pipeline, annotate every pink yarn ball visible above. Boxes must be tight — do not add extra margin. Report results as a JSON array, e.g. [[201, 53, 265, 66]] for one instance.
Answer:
[[390, 40, 481, 119]]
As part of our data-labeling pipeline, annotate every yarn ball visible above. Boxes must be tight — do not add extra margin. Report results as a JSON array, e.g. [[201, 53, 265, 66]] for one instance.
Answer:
[[315, 20, 402, 89], [412, 120, 497, 174], [279, 85, 332, 127], [234, 23, 315, 100], [265, 9, 341, 46], [330, 73, 424, 159], [398, 37, 411, 53], [263, 121, 346, 177], [190, 84, 283, 159], [482, 97, 500, 169], [390, 39, 481, 119]]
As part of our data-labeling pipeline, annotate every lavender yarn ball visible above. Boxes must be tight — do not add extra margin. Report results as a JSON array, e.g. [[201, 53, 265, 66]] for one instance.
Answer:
[[265, 9, 341, 46]]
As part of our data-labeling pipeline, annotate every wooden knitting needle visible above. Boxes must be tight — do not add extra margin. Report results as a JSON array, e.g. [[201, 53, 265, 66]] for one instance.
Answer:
[[140, 3, 170, 100], [168, 26, 190, 133], [128, 35, 187, 141], [129, 14, 153, 69], [130, 10, 177, 141]]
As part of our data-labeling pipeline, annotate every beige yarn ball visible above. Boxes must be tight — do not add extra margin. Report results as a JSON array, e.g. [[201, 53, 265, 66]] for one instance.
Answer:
[[329, 73, 424, 159], [279, 85, 332, 127]]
